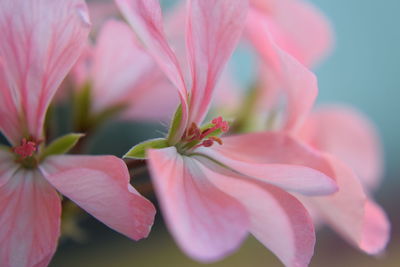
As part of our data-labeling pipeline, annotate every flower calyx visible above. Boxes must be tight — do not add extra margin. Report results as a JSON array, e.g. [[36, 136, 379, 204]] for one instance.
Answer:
[[12, 137, 41, 169]]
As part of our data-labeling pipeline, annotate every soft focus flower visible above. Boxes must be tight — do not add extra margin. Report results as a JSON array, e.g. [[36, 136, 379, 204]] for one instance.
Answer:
[[228, 12, 391, 255], [298, 105, 383, 191], [117, 0, 338, 265], [296, 105, 390, 254], [0, 1, 155, 266], [250, 0, 333, 67], [70, 19, 178, 123]]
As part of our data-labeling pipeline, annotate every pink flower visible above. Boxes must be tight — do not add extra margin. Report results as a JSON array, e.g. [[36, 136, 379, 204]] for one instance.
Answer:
[[243, 11, 390, 254], [0, 1, 155, 266], [117, 0, 337, 265], [297, 105, 389, 254], [298, 105, 383, 191], [70, 19, 178, 122]]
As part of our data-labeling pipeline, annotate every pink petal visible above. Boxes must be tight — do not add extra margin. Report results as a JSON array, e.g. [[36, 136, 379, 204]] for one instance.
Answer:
[[90, 19, 178, 120], [360, 200, 390, 254], [40, 155, 155, 241], [195, 155, 316, 267], [186, 0, 249, 124], [0, 164, 61, 267], [0, 0, 91, 143], [299, 105, 383, 191], [147, 147, 249, 262], [115, 0, 189, 142], [305, 156, 389, 254], [251, 0, 333, 66], [196, 132, 337, 195], [120, 76, 179, 121], [0, 58, 21, 145], [246, 9, 318, 133]]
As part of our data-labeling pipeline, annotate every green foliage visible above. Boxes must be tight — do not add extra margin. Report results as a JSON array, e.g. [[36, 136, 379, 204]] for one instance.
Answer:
[[40, 133, 84, 160], [124, 138, 169, 159], [167, 104, 183, 145]]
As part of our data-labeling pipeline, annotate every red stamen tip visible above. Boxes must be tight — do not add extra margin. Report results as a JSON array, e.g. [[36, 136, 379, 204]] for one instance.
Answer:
[[221, 121, 229, 132], [13, 138, 37, 159], [212, 116, 223, 126]]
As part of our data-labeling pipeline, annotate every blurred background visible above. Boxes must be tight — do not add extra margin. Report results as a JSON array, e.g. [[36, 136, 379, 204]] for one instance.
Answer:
[[43, 0, 400, 266]]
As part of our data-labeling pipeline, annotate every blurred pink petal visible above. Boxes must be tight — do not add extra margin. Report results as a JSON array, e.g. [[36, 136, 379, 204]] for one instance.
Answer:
[[115, 0, 186, 94], [0, 155, 61, 267], [90, 20, 178, 121], [41, 155, 156, 241], [147, 147, 249, 262], [299, 105, 383, 190], [304, 156, 389, 254], [198, 159, 316, 267], [0, 0, 90, 143], [360, 200, 390, 254], [186, 0, 249, 124], [87, 1, 120, 33], [251, 0, 333, 66], [246, 9, 318, 133]]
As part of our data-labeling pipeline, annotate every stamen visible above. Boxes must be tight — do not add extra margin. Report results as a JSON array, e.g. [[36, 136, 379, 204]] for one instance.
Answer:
[[13, 138, 38, 159], [200, 116, 230, 139], [209, 136, 223, 145], [179, 116, 229, 152]]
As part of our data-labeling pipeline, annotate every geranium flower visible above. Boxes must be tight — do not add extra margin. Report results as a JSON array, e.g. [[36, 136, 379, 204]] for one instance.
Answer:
[[117, 0, 338, 265], [233, 10, 390, 254], [0, 1, 155, 266]]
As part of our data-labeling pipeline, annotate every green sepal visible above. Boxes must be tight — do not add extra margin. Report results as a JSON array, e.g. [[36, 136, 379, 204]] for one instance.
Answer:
[[40, 133, 84, 160], [167, 104, 183, 144], [124, 138, 170, 159]]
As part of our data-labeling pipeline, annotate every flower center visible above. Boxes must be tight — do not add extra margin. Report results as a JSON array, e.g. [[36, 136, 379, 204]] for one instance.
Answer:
[[178, 116, 229, 153], [12, 138, 40, 168]]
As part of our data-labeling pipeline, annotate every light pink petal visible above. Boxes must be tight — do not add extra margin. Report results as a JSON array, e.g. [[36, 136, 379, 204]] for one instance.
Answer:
[[305, 156, 389, 254], [198, 149, 336, 196], [147, 147, 249, 262], [121, 75, 179, 121], [246, 9, 318, 133], [87, 1, 120, 33], [360, 200, 390, 254], [68, 43, 93, 90], [195, 156, 316, 267], [251, 0, 333, 66], [186, 0, 249, 124], [91, 19, 178, 121], [0, 59, 20, 145], [299, 105, 383, 191], [0, 0, 91, 143], [91, 19, 153, 110], [115, 0, 189, 142], [40, 155, 155, 241], [0, 167, 61, 267], [0, 150, 19, 188], [196, 131, 337, 195]]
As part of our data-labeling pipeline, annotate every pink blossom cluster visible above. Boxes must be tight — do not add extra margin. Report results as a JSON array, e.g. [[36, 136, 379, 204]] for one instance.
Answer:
[[0, 0, 390, 267]]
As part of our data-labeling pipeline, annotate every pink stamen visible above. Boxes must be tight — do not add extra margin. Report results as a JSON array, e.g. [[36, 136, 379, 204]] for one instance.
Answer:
[[13, 138, 38, 159], [200, 116, 230, 139]]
